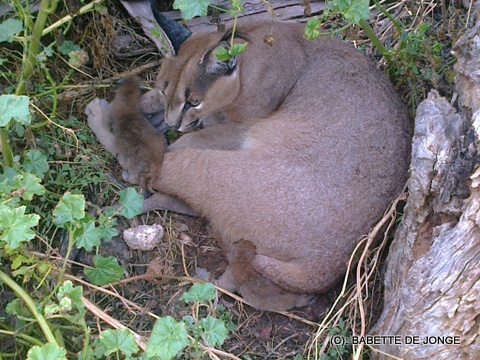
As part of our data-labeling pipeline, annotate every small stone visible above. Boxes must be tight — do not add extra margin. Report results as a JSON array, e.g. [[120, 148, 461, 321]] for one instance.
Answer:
[[123, 224, 164, 250]]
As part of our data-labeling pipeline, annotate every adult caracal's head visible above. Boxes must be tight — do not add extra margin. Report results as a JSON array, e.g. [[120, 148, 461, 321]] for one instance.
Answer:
[[156, 30, 243, 132], [154, 19, 310, 132]]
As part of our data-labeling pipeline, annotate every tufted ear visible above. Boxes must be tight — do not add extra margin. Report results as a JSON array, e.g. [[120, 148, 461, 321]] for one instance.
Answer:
[[200, 41, 237, 75], [148, 0, 192, 54]]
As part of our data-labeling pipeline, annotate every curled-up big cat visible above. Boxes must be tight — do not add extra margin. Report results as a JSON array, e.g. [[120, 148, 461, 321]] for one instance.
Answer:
[[86, 2, 412, 311]]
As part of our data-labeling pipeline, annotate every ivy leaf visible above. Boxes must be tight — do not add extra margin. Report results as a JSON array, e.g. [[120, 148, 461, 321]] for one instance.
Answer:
[[57, 281, 84, 313], [57, 40, 81, 55], [147, 316, 189, 360], [84, 255, 123, 286], [99, 328, 139, 357], [173, 0, 211, 20], [98, 223, 119, 242], [0, 167, 17, 183], [201, 316, 228, 347], [0, 205, 39, 248], [230, 42, 248, 56], [305, 17, 321, 40], [215, 43, 248, 62], [0, 18, 23, 43], [98, 212, 118, 242], [53, 192, 85, 227], [23, 149, 49, 179], [215, 47, 231, 62], [0, 94, 31, 126], [74, 220, 102, 251], [26, 342, 67, 360], [118, 188, 143, 219], [11, 173, 45, 201], [334, 0, 370, 24], [180, 282, 216, 303]]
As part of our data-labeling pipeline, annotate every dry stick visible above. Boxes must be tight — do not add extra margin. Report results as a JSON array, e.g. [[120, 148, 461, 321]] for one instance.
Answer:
[[98, 61, 161, 83], [308, 238, 368, 355], [194, 336, 242, 360], [30, 103, 80, 150], [76, 270, 319, 328], [272, 333, 301, 353], [65, 274, 159, 317], [181, 242, 191, 277], [41, 0, 105, 36], [74, 275, 242, 359], [352, 193, 405, 360], [307, 192, 406, 358], [112, 273, 319, 327], [367, 343, 405, 360], [56, 61, 161, 101], [82, 296, 147, 350]]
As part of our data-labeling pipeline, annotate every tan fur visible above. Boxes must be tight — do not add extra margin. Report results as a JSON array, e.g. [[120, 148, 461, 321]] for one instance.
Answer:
[[218, 240, 313, 311], [109, 76, 167, 192], [88, 19, 411, 311]]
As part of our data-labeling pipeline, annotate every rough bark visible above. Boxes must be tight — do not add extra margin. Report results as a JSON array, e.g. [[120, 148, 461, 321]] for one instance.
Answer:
[[371, 4, 480, 359]]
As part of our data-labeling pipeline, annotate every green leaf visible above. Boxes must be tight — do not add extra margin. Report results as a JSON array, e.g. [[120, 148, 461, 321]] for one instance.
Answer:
[[229, 0, 244, 15], [173, 0, 211, 20], [230, 42, 248, 56], [99, 328, 139, 357], [118, 188, 143, 219], [215, 47, 231, 62], [334, 0, 370, 24], [98, 223, 119, 242], [57, 40, 81, 55], [53, 192, 85, 227], [305, 17, 321, 40], [0, 205, 39, 248], [11, 254, 34, 270], [84, 255, 123, 286], [0, 18, 23, 43], [201, 316, 228, 347], [180, 282, 216, 303], [0, 168, 18, 199], [0, 95, 31, 127], [11, 173, 45, 201], [57, 281, 84, 312], [74, 220, 102, 251], [98, 212, 118, 242], [23, 149, 49, 178], [147, 316, 189, 360], [26, 342, 67, 360]]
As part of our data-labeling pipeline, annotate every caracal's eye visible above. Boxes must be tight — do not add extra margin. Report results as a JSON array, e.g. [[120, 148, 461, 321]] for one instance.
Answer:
[[184, 97, 202, 110], [187, 97, 201, 107]]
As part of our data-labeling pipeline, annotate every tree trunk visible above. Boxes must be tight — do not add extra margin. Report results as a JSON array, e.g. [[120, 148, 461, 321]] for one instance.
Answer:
[[371, 4, 480, 359]]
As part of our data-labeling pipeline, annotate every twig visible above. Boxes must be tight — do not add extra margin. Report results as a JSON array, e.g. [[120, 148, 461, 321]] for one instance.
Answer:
[[352, 193, 405, 360], [41, 0, 105, 36], [82, 297, 147, 350], [307, 192, 407, 358]]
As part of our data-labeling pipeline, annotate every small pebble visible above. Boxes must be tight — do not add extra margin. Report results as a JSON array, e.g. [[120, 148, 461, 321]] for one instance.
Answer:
[[123, 224, 164, 250]]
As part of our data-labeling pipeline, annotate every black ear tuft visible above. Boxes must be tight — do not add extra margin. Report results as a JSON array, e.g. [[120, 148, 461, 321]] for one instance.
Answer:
[[149, 0, 192, 53], [201, 42, 237, 75]]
